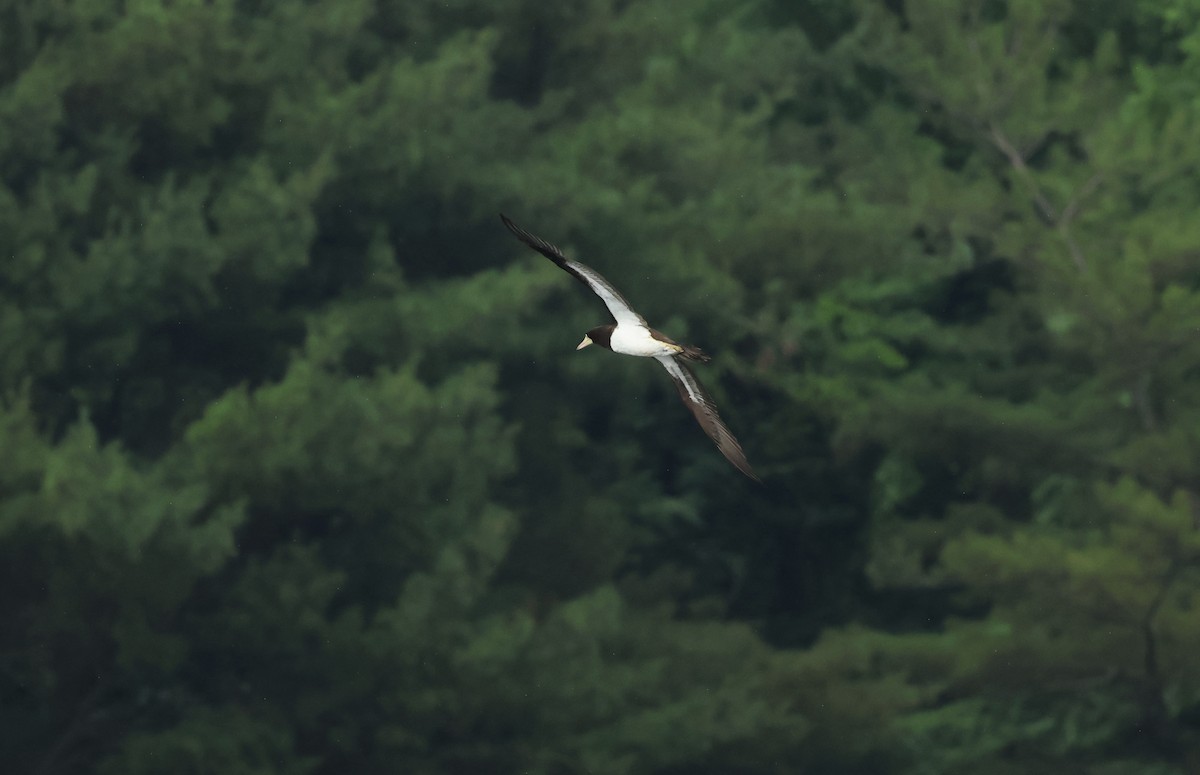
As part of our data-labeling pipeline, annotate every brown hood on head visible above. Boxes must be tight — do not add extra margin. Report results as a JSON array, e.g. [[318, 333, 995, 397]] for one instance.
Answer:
[[584, 324, 615, 350]]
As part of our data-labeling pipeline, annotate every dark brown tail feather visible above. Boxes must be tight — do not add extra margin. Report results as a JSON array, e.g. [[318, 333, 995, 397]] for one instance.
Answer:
[[680, 344, 711, 363]]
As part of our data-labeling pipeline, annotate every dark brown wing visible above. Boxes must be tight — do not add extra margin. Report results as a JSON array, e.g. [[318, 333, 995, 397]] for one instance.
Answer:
[[647, 328, 711, 363], [655, 355, 759, 481], [500, 214, 647, 327]]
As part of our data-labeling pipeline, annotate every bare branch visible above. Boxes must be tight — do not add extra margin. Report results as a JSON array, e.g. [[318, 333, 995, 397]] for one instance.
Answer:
[[1139, 559, 1181, 740], [988, 124, 1096, 272], [988, 124, 1058, 222], [1132, 370, 1157, 432], [1060, 172, 1103, 226]]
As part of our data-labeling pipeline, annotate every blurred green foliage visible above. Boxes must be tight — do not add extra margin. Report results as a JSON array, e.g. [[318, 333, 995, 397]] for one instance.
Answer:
[[2, 0, 1199, 772]]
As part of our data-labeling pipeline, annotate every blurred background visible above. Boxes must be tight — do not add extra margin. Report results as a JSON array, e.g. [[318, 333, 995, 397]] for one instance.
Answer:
[[2, 0, 1199, 772]]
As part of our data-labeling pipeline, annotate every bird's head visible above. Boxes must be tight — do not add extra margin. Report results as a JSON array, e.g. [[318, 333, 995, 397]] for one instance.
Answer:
[[578, 324, 614, 352]]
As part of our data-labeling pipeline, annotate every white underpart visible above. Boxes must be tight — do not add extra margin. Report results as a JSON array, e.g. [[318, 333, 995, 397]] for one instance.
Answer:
[[566, 259, 647, 328], [610, 324, 681, 357]]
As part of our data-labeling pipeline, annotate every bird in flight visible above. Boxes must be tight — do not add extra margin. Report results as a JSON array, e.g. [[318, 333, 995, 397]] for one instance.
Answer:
[[500, 214, 759, 481]]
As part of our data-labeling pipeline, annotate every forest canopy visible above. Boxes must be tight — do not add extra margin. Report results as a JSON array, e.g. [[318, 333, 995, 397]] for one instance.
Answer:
[[2, 0, 1199, 773]]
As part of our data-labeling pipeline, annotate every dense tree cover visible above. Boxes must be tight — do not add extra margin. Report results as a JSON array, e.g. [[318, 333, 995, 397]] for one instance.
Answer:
[[2, 0, 1199, 772]]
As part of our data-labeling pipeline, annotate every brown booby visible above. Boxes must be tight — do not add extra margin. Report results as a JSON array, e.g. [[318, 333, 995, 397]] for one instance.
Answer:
[[501, 214, 759, 481]]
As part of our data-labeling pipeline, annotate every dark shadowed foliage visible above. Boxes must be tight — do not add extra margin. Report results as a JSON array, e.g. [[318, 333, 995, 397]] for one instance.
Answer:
[[2, 0, 1199, 773]]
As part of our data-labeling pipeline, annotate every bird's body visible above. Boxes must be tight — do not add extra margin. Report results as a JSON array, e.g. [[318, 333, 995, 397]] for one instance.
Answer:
[[609, 324, 680, 358], [500, 214, 759, 481], [612, 324, 671, 357]]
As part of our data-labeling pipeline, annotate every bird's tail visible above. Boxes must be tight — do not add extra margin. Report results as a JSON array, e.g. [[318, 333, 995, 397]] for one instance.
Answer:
[[679, 344, 711, 363]]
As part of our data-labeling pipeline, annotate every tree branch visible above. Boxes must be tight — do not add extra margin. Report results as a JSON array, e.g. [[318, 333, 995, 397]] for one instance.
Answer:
[[988, 124, 1058, 222], [1139, 559, 1181, 741], [987, 124, 1097, 273], [1132, 371, 1158, 432]]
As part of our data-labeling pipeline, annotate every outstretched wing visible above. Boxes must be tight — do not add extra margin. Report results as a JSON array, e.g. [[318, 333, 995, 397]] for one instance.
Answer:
[[655, 355, 759, 481], [500, 214, 647, 327]]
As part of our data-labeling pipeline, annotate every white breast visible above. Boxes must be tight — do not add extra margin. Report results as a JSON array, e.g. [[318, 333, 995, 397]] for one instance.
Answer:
[[609, 324, 681, 358]]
